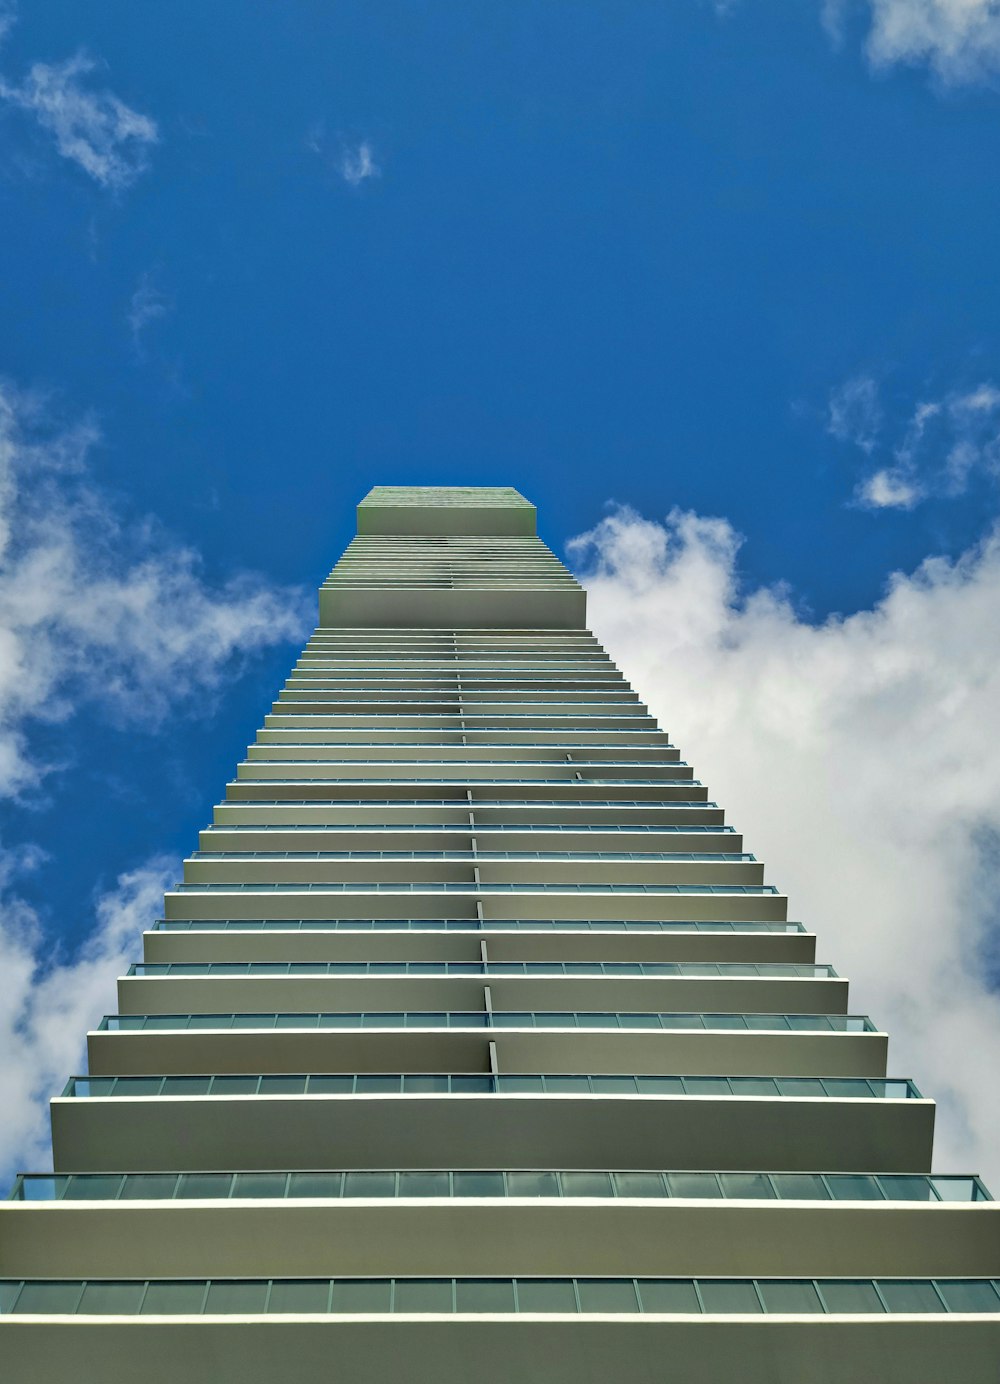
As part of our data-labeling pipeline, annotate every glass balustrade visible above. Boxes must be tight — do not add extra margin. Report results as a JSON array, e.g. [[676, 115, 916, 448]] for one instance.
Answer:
[[125, 961, 835, 978]]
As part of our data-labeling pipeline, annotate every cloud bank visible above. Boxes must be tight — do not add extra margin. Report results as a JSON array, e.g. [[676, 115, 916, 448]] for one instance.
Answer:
[[824, 0, 1000, 87], [0, 383, 310, 1178], [571, 505, 1000, 1184]]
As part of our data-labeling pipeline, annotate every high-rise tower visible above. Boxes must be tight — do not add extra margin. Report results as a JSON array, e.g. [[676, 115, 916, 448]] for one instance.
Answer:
[[3, 485, 999, 1382]]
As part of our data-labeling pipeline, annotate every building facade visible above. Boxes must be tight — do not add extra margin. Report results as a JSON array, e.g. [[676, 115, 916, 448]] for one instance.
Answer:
[[2, 484, 999, 1381]]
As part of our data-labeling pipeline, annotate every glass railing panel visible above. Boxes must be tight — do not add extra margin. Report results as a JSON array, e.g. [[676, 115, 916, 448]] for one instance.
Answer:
[[97, 1011, 872, 1033]]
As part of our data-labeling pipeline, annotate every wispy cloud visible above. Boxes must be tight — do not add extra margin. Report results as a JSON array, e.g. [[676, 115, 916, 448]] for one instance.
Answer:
[[307, 124, 381, 187], [0, 33, 158, 190], [823, 0, 1000, 87], [127, 269, 171, 354], [571, 504, 1000, 1185], [0, 381, 310, 1176], [828, 374, 1000, 509]]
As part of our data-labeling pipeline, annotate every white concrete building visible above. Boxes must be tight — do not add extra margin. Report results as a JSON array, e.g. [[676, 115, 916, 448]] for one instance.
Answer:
[[2, 484, 999, 1381]]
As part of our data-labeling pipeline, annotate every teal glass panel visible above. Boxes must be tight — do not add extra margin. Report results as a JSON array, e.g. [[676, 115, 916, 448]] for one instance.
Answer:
[[930, 1178, 981, 1202], [343, 1172, 395, 1197], [667, 1174, 721, 1199], [455, 1279, 515, 1313], [233, 1173, 287, 1198], [402, 1075, 451, 1092], [78, 1282, 146, 1314], [728, 1078, 778, 1096], [161, 1077, 210, 1095], [450, 1075, 493, 1092], [561, 1172, 612, 1197], [14, 1282, 84, 1313], [771, 1175, 830, 1200], [276, 1014, 315, 1028], [821, 1079, 870, 1098], [684, 1078, 730, 1095], [18, 1177, 68, 1201], [289, 1173, 343, 1198], [452, 1172, 504, 1197], [393, 1279, 453, 1313], [177, 1174, 232, 1199], [719, 1174, 775, 1200], [355, 1075, 401, 1092], [507, 1172, 559, 1197], [330, 1280, 392, 1313], [935, 1281, 1000, 1313], [398, 1172, 449, 1197], [877, 1281, 946, 1313], [119, 1175, 179, 1200], [307, 1076, 353, 1093], [118, 1077, 162, 1096], [613, 1173, 666, 1197], [211, 1075, 259, 1094], [267, 1280, 330, 1313], [826, 1176, 883, 1201], [497, 1076, 543, 1092], [204, 1281, 268, 1313], [516, 1279, 578, 1313], [698, 1281, 763, 1313], [0, 1282, 20, 1313], [141, 1281, 207, 1314], [588, 1076, 637, 1094], [577, 1279, 639, 1313], [258, 1076, 307, 1094], [635, 1076, 684, 1094], [64, 1175, 124, 1200], [818, 1281, 885, 1313], [879, 1176, 935, 1202], [758, 1281, 824, 1314], [636, 1280, 700, 1313], [775, 1079, 825, 1097]]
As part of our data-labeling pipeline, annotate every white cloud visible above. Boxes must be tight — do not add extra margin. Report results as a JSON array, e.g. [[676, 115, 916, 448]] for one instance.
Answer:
[[338, 139, 379, 187], [827, 375, 882, 454], [0, 382, 309, 1178], [823, 0, 1000, 86], [828, 375, 1000, 508], [0, 856, 176, 1177], [571, 505, 1000, 1185], [127, 269, 171, 353], [0, 48, 157, 189]]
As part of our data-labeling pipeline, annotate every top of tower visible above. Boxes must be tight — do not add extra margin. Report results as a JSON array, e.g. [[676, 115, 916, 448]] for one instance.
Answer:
[[357, 485, 536, 536]]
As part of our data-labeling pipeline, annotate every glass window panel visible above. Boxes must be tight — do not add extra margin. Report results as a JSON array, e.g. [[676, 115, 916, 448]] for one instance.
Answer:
[[402, 1075, 451, 1092], [826, 1176, 883, 1201], [818, 1281, 885, 1313], [0, 1281, 21, 1313], [455, 1279, 515, 1313], [877, 1281, 946, 1313], [258, 1075, 307, 1095], [398, 1172, 449, 1197], [162, 1077, 211, 1095], [776, 1079, 826, 1098], [935, 1280, 1000, 1313], [177, 1174, 232, 1200], [758, 1281, 824, 1314], [18, 1177, 66, 1201], [355, 1075, 401, 1093], [508, 1172, 559, 1197], [635, 1076, 684, 1094], [119, 1175, 179, 1200], [118, 1077, 163, 1096], [343, 1172, 395, 1198], [821, 1079, 870, 1098], [64, 1175, 125, 1200], [276, 1014, 315, 1029], [78, 1282, 146, 1315], [543, 1076, 589, 1092], [684, 1078, 730, 1096], [14, 1282, 84, 1313], [289, 1173, 343, 1198], [233, 1173, 287, 1198], [719, 1174, 775, 1200], [211, 1075, 259, 1095], [306, 1076, 353, 1093], [516, 1279, 578, 1313], [878, 1176, 935, 1202], [561, 1173, 612, 1197], [698, 1281, 763, 1314], [930, 1178, 979, 1203], [613, 1173, 666, 1198], [267, 1280, 330, 1313], [667, 1174, 721, 1199], [577, 1279, 638, 1313], [636, 1280, 700, 1313], [497, 1076, 543, 1092], [729, 1078, 778, 1097], [588, 1076, 637, 1094], [204, 1281, 269, 1313], [771, 1175, 830, 1200], [141, 1281, 206, 1314], [452, 1172, 504, 1197], [450, 1075, 493, 1092], [393, 1279, 453, 1313]]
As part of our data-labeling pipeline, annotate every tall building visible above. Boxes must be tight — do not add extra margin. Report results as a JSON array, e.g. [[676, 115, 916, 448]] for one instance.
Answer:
[[2, 484, 999, 1381]]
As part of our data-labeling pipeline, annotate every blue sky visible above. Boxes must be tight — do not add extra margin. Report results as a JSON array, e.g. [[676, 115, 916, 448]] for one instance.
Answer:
[[3, 1, 1000, 1177]]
